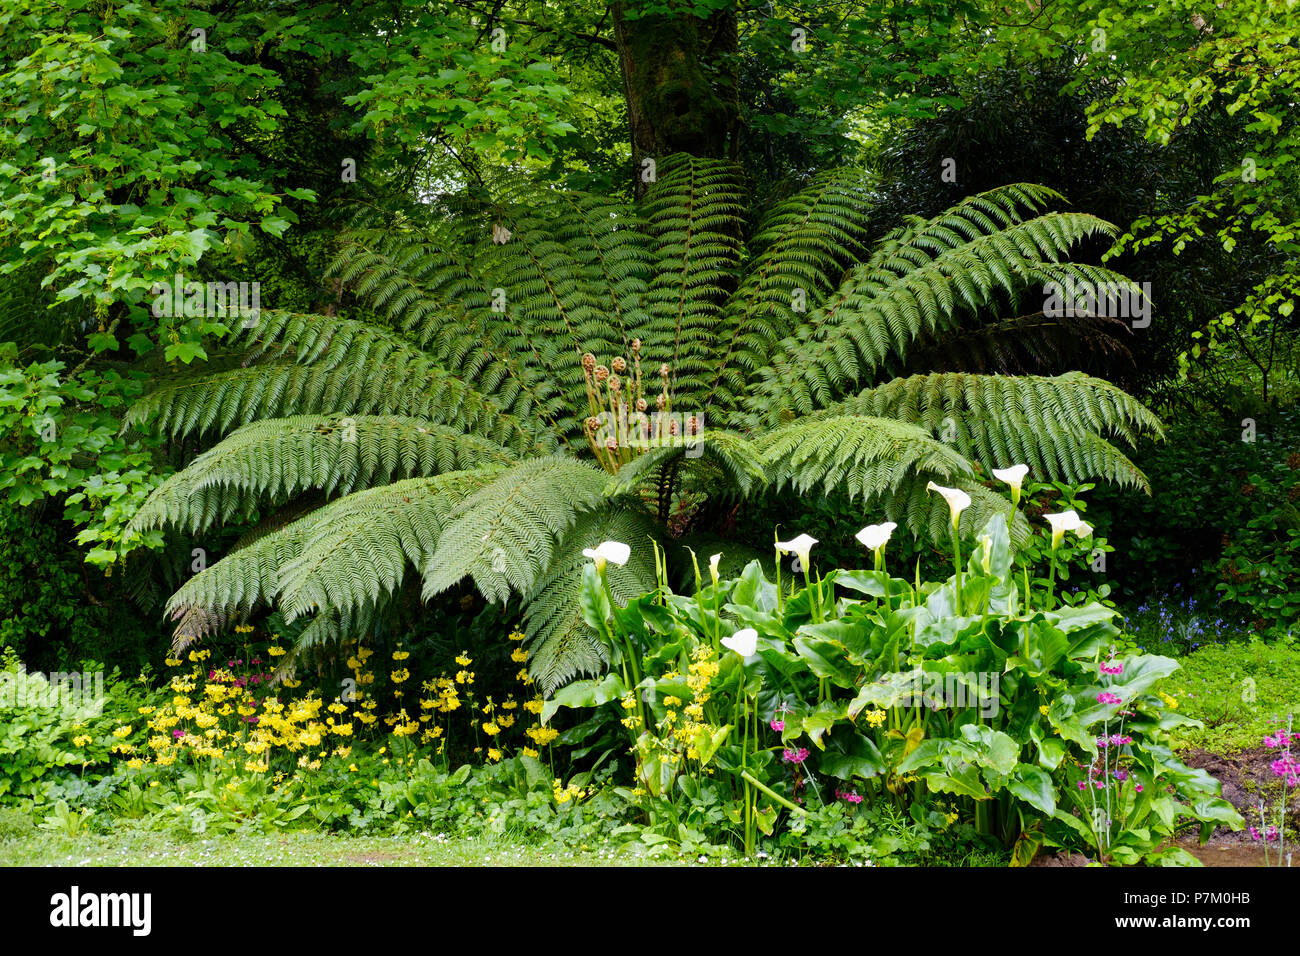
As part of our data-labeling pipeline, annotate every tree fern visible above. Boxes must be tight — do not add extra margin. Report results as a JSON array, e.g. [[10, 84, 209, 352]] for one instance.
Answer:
[[129, 163, 1163, 689]]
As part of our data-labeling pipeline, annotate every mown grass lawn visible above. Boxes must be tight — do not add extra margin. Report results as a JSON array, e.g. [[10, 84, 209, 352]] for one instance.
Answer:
[[1167, 639, 1300, 753], [0, 828, 680, 867]]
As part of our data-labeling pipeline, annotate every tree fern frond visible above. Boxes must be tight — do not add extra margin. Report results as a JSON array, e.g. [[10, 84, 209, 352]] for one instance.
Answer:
[[708, 167, 874, 406], [422, 456, 612, 604], [640, 154, 746, 409], [523, 506, 662, 693], [277, 470, 499, 621], [822, 371, 1162, 490], [601, 429, 767, 499], [756, 415, 975, 503], [165, 471, 499, 640], [130, 416, 515, 536], [739, 185, 1121, 426], [126, 311, 545, 454]]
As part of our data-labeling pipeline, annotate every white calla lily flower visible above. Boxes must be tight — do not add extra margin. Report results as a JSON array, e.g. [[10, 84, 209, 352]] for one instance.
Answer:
[[582, 540, 631, 572], [1043, 511, 1083, 550], [991, 464, 1030, 507], [721, 627, 758, 658], [1075, 521, 1094, 538], [709, 552, 722, 582], [775, 533, 818, 569], [925, 481, 972, 530], [855, 522, 897, 551]]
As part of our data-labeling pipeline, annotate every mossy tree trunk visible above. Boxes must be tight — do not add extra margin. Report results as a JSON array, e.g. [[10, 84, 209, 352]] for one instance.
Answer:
[[612, 1, 739, 195]]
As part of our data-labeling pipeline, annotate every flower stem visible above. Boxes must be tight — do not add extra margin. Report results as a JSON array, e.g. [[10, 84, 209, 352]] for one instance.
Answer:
[[741, 771, 807, 815]]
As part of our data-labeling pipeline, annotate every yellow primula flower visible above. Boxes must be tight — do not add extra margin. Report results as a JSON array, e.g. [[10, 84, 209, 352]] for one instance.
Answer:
[[526, 725, 559, 746]]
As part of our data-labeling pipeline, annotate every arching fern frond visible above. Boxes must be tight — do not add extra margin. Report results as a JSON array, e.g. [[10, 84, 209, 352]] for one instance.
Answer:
[[422, 456, 613, 604], [824, 371, 1162, 490], [756, 416, 975, 506], [739, 185, 1121, 427], [126, 311, 544, 454], [708, 167, 873, 407], [130, 416, 515, 536], [523, 506, 662, 693], [601, 429, 767, 500], [276, 470, 499, 621], [165, 471, 498, 641]]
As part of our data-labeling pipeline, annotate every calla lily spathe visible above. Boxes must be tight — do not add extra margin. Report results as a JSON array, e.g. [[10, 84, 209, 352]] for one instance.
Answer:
[[582, 540, 631, 571], [721, 627, 758, 658], [855, 522, 897, 551], [1044, 510, 1083, 550], [709, 553, 722, 581], [992, 464, 1030, 506], [925, 481, 971, 529], [776, 533, 818, 568]]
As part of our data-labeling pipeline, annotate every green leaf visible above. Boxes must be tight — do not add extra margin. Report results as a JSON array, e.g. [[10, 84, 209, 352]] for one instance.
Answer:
[[923, 766, 990, 800], [819, 731, 887, 780], [540, 672, 625, 725], [1007, 763, 1057, 816]]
